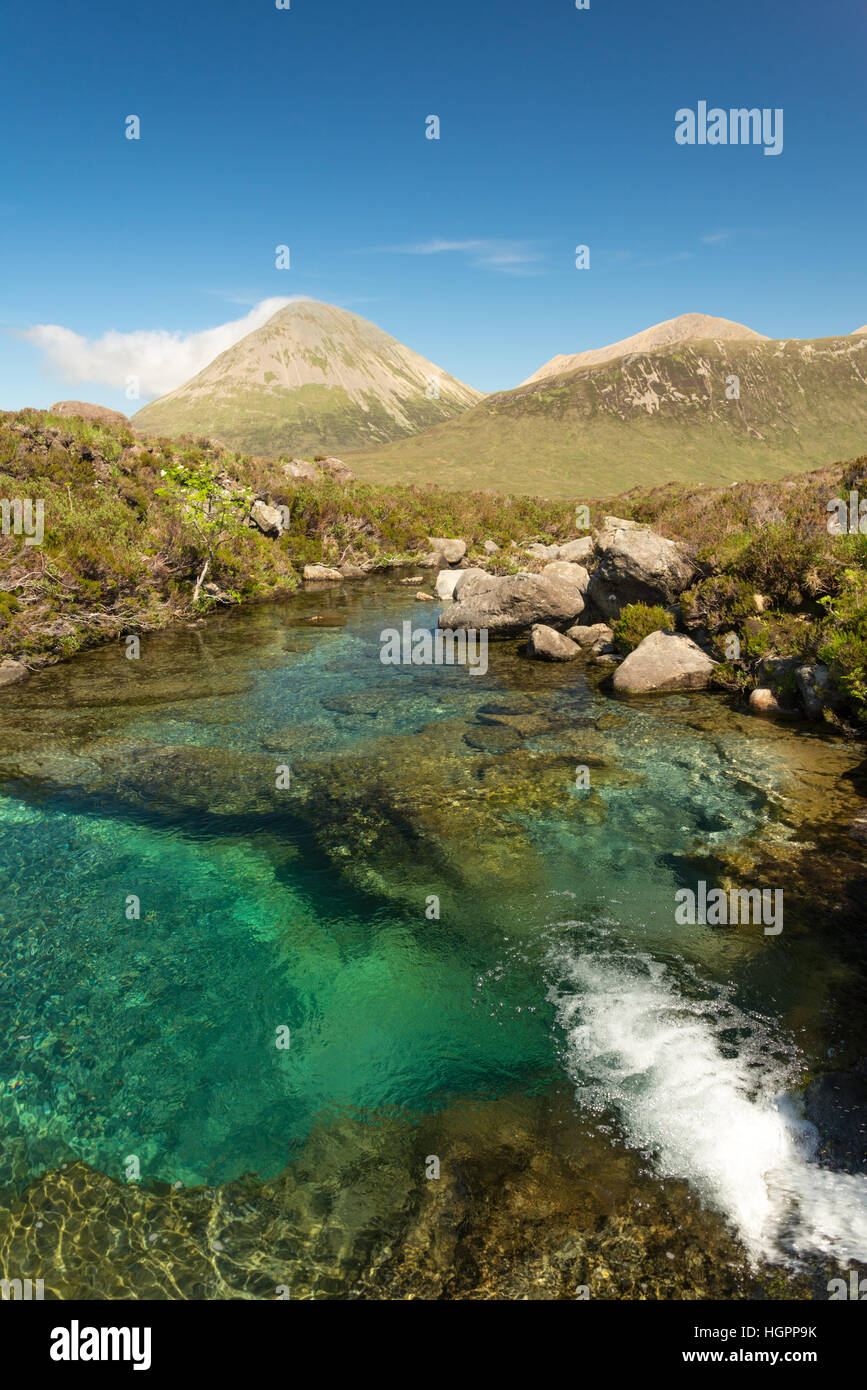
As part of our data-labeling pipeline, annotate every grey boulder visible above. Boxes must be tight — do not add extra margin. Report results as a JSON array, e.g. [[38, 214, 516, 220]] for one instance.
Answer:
[[525, 542, 561, 561], [612, 631, 716, 694], [428, 537, 466, 565], [0, 659, 29, 688], [303, 564, 343, 581], [558, 536, 595, 563], [542, 560, 590, 593], [527, 624, 580, 661], [588, 527, 696, 620], [439, 571, 585, 637], [250, 499, 285, 537], [795, 663, 843, 719]]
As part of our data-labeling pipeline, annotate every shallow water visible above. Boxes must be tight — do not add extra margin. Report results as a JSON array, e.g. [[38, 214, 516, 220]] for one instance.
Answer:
[[0, 579, 866, 1297]]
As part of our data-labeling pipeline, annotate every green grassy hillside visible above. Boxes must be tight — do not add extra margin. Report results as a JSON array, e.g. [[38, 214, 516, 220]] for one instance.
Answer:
[[346, 335, 867, 496]]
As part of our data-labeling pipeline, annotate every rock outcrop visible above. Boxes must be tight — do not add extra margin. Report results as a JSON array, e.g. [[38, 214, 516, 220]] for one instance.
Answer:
[[283, 458, 320, 482], [317, 456, 355, 483], [558, 537, 595, 563]]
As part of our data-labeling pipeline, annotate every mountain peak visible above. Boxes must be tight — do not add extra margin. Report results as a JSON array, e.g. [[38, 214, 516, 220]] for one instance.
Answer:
[[133, 300, 482, 456], [521, 313, 768, 385]]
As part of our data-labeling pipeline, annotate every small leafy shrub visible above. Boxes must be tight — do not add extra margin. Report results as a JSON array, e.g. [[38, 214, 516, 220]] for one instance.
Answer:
[[819, 569, 867, 719], [614, 603, 675, 654]]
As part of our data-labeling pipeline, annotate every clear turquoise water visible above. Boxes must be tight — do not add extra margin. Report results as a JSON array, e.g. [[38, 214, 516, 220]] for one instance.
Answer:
[[1, 580, 866, 1271]]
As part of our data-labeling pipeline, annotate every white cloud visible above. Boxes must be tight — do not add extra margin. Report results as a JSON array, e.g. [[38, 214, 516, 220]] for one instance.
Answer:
[[19, 297, 301, 398], [374, 238, 545, 274]]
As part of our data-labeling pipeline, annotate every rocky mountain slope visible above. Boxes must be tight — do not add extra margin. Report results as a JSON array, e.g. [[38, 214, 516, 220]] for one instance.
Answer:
[[346, 326, 867, 498], [521, 312, 768, 385]]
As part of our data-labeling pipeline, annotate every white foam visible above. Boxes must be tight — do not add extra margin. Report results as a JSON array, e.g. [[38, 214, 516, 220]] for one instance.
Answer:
[[549, 945, 867, 1264]]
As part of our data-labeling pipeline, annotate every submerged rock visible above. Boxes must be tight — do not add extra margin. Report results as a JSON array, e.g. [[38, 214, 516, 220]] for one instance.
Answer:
[[463, 724, 523, 753], [612, 631, 716, 694], [804, 1072, 867, 1172]]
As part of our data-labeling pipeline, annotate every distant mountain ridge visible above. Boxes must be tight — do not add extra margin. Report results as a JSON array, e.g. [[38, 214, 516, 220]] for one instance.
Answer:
[[133, 300, 483, 456], [521, 313, 768, 385], [346, 324, 867, 499]]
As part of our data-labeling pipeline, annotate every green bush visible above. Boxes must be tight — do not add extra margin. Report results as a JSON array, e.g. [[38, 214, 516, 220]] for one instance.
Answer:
[[819, 569, 867, 718], [614, 603, 675, 653]]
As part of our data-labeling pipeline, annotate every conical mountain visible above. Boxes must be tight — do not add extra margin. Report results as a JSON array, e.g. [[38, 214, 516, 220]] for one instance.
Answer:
[[133, 300, 483, 455], [521, 313, 768, 385]]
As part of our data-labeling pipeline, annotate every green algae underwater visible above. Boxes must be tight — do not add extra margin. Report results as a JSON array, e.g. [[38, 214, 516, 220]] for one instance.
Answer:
[[1, 578, 866, 1299]]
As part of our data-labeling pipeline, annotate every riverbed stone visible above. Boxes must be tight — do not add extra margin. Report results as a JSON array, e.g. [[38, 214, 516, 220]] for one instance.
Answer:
[[612, 631, 716, 694], [303, 564, 343, 581], [0, 660, 29, 687], [749, 687, 796, 718], [439, 572, 584, 637], [566, 623, 614, 651], [527, 624, 580, 662]]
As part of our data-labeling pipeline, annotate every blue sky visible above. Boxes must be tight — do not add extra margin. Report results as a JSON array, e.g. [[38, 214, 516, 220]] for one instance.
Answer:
[[2, 0, 865, 408]]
